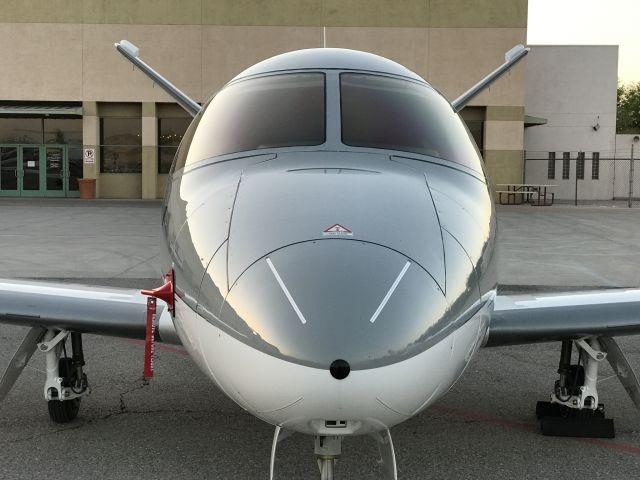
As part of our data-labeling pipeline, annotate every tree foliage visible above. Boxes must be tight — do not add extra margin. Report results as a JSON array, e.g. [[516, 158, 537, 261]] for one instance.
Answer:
[[617, 82, 640, 133]]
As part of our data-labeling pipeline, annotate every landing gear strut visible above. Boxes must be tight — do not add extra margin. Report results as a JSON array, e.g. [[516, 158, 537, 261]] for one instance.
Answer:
[[537, 338, 614, 437], [39, 330, 90, 423], [315, 435, 341, 480]]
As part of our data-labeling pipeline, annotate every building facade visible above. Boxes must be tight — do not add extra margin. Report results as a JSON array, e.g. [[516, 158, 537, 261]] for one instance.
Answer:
[[523, 45, 619, 201], [0, 0, 528, 199]]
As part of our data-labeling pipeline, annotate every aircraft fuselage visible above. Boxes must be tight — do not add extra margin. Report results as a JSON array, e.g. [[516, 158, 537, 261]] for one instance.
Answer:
[[160, 48, 497, 436]]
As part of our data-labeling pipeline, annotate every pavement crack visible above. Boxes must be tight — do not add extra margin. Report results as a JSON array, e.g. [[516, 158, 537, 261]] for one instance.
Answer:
[[118, 378, 151, 414]]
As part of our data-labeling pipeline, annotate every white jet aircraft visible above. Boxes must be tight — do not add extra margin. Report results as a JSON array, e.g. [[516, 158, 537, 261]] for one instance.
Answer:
[[1, 41, 640, 480]]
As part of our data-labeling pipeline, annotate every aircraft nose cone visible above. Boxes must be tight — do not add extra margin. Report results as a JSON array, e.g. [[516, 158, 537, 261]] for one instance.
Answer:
[[218, 240, 450, 370]]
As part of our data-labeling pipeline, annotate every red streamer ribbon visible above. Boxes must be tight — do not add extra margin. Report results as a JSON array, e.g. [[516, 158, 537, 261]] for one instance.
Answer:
[[144, 297, 156, 379]]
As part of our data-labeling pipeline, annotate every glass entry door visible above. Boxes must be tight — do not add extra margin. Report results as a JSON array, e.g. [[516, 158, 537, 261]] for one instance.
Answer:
[[67, 147, 82, 196], [21, 146, 42, 196], [44, 146, 65, 195], [0, 144, 80, 197], [0, 146, 19, 194]]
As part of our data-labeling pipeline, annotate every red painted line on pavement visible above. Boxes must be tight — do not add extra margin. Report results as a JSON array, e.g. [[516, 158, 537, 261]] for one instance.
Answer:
[[577, 437, 640, 455], [431, 404, 640, 456], [431, 405, 537, 433]]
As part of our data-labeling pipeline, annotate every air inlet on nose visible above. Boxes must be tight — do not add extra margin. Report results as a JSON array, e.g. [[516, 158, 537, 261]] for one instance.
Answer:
[[330, 359, 350, 380]]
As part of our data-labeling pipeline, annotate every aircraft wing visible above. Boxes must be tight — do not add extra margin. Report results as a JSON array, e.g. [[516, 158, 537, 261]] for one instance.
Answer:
[[485, 289, 640, 347], [0, 278, 178, 343]]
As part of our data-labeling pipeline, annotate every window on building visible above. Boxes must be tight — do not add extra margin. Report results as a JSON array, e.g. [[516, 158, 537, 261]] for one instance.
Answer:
[[100, 117, 142, 173], [44, 119, 82, 145], [68, 147, 83, 191], [0, 118, 43, 144], [0, 118, 82, 145], [562, 152, 570, 179], [576, 151, 585, 180], [460, 107, 485, 154], [158, 118, 191, 174], [547, 152, 556, 179], [463, 120, 484, 153], [592, 152, 600, 180]]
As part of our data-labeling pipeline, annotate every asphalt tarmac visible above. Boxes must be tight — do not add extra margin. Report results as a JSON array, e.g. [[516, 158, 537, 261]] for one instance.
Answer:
[[1, 199, 640, 479]]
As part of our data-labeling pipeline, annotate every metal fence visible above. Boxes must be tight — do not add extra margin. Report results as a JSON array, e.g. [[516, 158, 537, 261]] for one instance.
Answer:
[[524, 152, 640, 207]]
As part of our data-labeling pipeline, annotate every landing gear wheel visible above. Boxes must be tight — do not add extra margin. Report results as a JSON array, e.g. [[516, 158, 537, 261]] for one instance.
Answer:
[[47, 397, 80, 423], [537, 340, 615, 438], [47, 358, 81, 423]]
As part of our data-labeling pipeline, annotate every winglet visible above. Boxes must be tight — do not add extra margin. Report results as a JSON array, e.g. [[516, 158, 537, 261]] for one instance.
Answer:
[[451, 44, 530, 113], [115, 40, 201, 117]]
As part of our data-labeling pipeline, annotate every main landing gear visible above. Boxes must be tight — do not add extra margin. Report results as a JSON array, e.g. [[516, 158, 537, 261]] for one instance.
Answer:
[[39, 329, 90, 423], [537, 337, 640, 438], [0, 328, 90, 423]]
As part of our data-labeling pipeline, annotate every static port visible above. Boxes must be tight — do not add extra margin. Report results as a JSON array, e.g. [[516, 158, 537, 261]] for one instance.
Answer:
[[325, 420, 347, 428]]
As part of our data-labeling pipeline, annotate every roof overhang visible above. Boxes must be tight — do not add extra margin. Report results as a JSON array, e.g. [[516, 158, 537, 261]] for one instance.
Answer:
[[524, 114, 548, 128], [0, 105, 82, 117]]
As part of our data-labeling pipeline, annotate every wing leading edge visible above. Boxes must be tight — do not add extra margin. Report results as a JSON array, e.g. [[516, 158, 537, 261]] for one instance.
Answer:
[[0, 279, 179, 344], [485, 289, 640, 347]]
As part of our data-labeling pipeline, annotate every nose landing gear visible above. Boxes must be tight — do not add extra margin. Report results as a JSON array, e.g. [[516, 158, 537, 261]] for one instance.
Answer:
[[269, 427, 397, 479], [315, 435, 341, 480]]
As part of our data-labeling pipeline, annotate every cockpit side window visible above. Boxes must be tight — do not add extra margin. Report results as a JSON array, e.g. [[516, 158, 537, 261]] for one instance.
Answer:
[[340, 73, 483, 172], [182, 73, 325, 168]]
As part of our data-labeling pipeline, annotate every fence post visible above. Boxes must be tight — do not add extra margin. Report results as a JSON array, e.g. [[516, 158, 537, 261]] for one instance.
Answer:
[[629, 144, 635, 208], [574, 156, 578, 206]]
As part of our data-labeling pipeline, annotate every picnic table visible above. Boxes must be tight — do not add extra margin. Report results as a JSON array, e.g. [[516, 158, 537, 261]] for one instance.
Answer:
[[495, 183, 557, 206]]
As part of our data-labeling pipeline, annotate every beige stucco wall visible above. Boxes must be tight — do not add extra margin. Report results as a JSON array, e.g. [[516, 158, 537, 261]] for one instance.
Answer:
[[0, 0, 527, 198], [0, 0, 527, 104], [0, 0, 527, 27], [484, 106, 525, 189], [100, 174, 142, 198], [0, 23, 526, 106], [202, 26, 322, 95], [0, 23, 83, 101]]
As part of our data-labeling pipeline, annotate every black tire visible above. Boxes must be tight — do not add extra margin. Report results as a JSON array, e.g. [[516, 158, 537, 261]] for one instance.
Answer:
[[47, 357, 81, 423], [48, 398, 80, 423], [568, 365, 585, 393]]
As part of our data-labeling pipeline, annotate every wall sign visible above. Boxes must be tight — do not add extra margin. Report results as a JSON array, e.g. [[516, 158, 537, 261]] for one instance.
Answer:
[[83, 148, 95, 164]]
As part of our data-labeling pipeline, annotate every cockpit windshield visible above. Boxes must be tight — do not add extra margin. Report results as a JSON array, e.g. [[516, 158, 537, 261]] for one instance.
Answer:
[[340, 73, 483, 172], [183, 73, 325, 167]]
